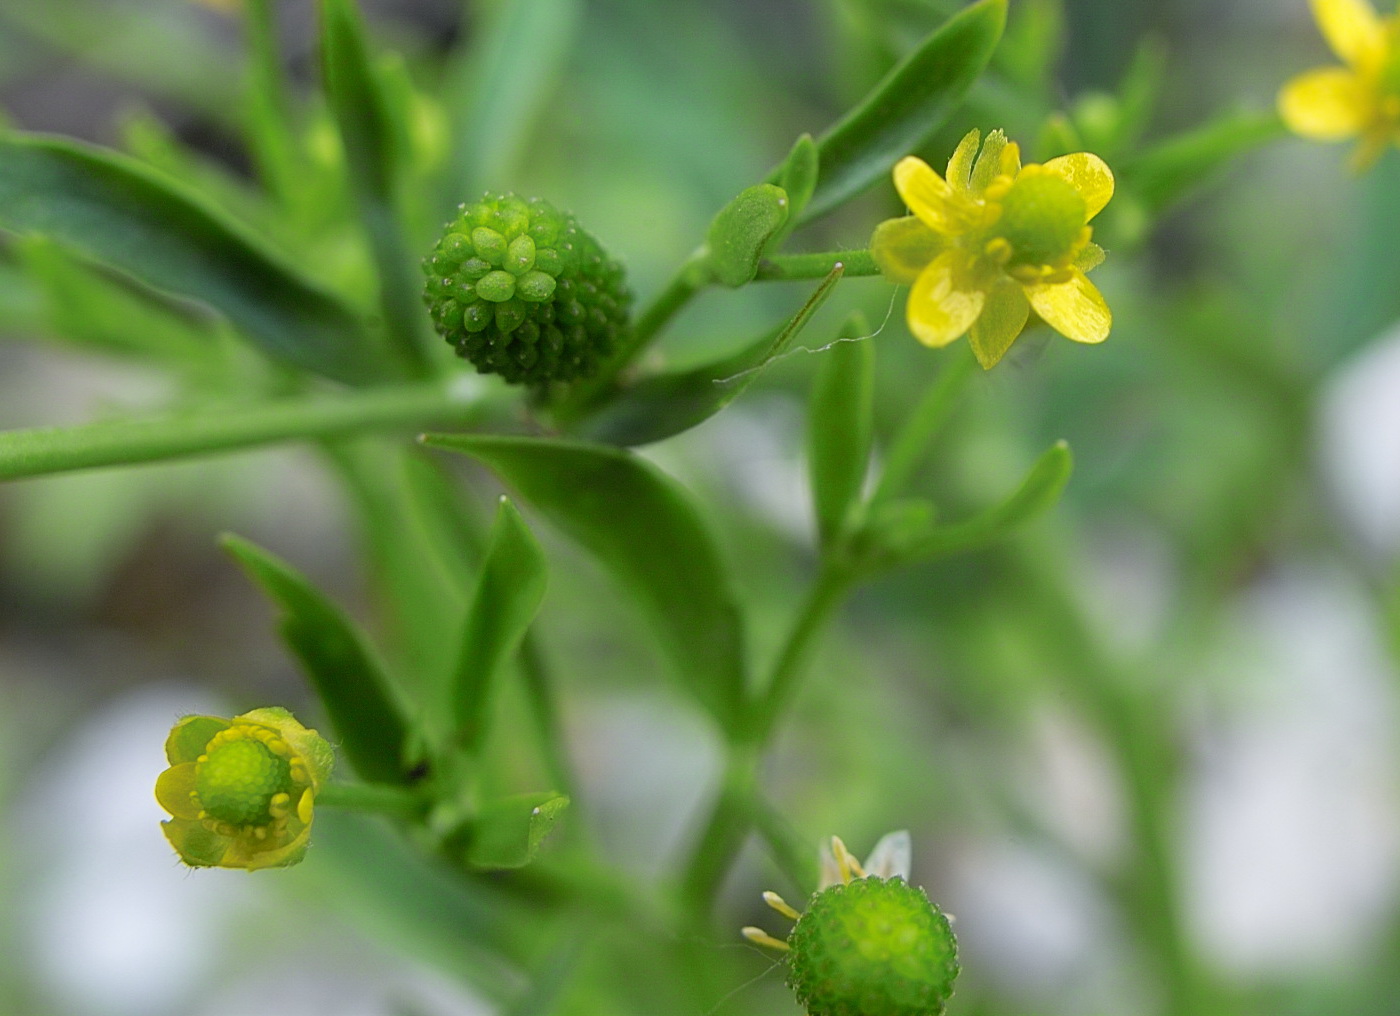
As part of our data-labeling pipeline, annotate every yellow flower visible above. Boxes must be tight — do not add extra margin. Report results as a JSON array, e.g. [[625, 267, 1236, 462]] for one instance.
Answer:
[[155, 707, 334, 870], [871, 128, 1113, 370], [1279, 0, 1400, 169]]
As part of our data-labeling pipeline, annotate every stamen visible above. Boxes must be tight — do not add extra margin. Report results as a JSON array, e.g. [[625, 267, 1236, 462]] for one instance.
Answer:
[[741, 927, 791, 952], [763, 891, 801, 921], [831, 836, 865, 882]]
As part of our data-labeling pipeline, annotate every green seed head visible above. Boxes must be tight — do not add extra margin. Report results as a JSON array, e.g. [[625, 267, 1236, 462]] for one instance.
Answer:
[[195, 738, 294, 828], [993, 170, 1086, 267], [786, 876, 959, 1016], [424, 193, 631, 388]]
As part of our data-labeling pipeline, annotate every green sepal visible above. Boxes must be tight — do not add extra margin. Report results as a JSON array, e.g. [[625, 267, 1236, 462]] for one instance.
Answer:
[[466, 791, 570, 869], [705, 184, 790, 288], [422, 434, 748, 730], [576, 264, 844, 447], [0, 133, 392, 385], [781, 0, 1007, 222], [446, 498, 549, 755], [856, 441, 1072, 571], [808, 312, 874, 550], [220, 533, 413, 785]]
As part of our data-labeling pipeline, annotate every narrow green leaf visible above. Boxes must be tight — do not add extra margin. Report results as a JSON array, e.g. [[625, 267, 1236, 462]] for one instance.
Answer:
[[321, 0, 431, 375], [0, 133, 391, 385], [466, 791, 570, 870], [705, 184, 790, 288], [448, 499, 549, 754], [441, 0, 582, 202], [1119, 110, 1285, 217], [422, 435, 748, 727], [786, 0, 1007, 222], [578, 264, 845, 447], [778, 134, 820, 225], [221, 533, 412, 785], [887, 440, 1072, 565], [808, 312, 874, 549]]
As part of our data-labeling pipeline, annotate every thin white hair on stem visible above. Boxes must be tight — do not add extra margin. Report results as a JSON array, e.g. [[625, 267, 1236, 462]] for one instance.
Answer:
[[700, 953, 784, 1016]]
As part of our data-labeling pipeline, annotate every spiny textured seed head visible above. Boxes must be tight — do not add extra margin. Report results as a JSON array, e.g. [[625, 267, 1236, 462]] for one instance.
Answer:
[[994, 170, 1086, 267], [786, 877, 959, 1016], [195, 738, 294, 828], [423, 193, 631, 387]]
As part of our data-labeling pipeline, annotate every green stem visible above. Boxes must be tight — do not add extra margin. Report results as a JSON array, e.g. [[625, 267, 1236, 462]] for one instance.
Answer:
[[318, 780, 428, 820], [751, 563, 856, 743], [871, 344, 977, 506], [0, 379, 492, 481], [756, 248, 879, 281], [559, 256, 708, 418], [679, 749, 759, 913]]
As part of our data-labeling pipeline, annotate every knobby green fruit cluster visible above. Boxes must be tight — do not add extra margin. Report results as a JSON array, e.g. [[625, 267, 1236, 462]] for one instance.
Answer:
[[787, 876, 959, 1016], [423, 194, 631, 387]]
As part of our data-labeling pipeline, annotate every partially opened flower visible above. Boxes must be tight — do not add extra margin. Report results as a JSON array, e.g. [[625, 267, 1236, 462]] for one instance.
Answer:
[[871, 128, 1113, 369], [155, 707, 334, 870], [1279, 0, 1400, 169], [743, 832, 959, 1016]]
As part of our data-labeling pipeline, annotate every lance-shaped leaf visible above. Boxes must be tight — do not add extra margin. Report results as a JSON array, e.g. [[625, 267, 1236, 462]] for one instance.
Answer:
[[422, 435, 748, 728], [447, 498, 549, 754], [321, 0, 429, 373], [221, 534, 412, 785], [466, 791, 570, 870], [870, 440, 1072, 568], [0, 133, 391, 385], [808, 312, 875, 549], [577, 264, 844, 447], [782, 0, 1007, 222], [1119, 110, 1284, 218], [705, 184, 789, 288]]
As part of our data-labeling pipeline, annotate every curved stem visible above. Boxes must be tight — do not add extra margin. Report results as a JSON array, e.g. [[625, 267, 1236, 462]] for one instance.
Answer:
[[871, 343, 977, 507]]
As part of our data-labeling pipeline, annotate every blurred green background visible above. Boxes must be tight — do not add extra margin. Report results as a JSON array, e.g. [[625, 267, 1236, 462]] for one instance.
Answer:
[[3, 1, 1400, 1015]]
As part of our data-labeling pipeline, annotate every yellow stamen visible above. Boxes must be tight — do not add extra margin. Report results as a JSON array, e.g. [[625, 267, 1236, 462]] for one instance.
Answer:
[[831, 836, 865, 882], [741, 927, 791, 952], [763, 891, 802, 921]]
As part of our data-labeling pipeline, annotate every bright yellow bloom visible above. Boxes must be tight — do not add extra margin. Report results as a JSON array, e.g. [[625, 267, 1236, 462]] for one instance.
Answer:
[[155, 707, 333, 870], [871, 128, 1113, 370], [1279, 0, 1400, 168]]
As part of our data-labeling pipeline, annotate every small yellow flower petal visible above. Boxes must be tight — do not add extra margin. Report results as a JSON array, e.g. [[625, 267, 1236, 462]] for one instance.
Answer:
[[1279, 67, 1371, 138], [892, 157, 960, 234], [154, 762, 201, 820], [999, 140, 1023, 178], [871, 216, 946, 283], [164, 715, 231, 765], [1310, 0, 1386, 69], [945, 128, 981, 192], [969, 278, 1031, 369], [237, 826, 313, 870], [1042, 153, 1115, 220], [1025, 269, 1111, 344], [907, 250, 986, 348], [969, 130, 1009, 193], [161, 818, 231, 867]]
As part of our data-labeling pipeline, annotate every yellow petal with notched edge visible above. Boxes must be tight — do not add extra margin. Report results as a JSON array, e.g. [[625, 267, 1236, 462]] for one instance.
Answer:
[[1025, 270, 1111, 343], [1042, 153, 1115, 220], [871, 216, 946, 283], [970, 277, 1031, 368], [1279, 67, 1370, 138], [945, 129, 981, 192], [1310, 0, 1386, 69], [907, 250, 986, 348], [892, 157, 960, 234], [155, 763, 201, 819]]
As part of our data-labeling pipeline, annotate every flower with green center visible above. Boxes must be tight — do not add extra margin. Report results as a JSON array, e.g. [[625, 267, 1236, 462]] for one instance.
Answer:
[[155, 707, 333, 870], [870, 128, 1113, 370], [743, 832, 959, 1016], [1279, 0, 1400, 169]]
